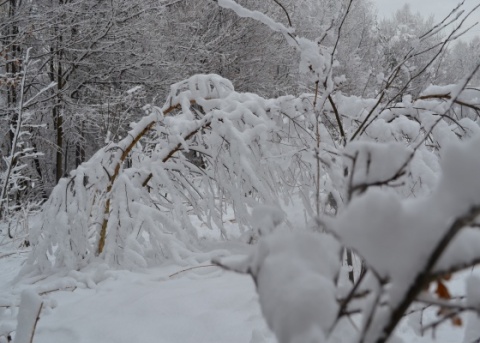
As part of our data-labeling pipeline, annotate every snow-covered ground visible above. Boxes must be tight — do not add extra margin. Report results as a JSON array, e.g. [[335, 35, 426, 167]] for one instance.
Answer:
[[0, 243, 274, 343], [0, 245, 472, 343], [30, 266, 270, 343]]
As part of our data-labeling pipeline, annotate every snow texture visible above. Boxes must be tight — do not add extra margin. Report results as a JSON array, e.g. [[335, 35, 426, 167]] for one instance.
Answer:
[[217, 227, 341, 343], [14, 290, 42, 343]]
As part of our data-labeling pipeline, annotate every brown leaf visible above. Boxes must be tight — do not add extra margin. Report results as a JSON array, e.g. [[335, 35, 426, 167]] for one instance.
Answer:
[[451, 315, 463, 327], [435, 281, 451, 300]]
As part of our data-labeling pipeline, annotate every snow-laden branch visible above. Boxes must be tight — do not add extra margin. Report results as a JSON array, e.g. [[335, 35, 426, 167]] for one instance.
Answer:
[[217, 0, 294, 38], [24, 74, 317, 272], [329, 132, 480, 342]]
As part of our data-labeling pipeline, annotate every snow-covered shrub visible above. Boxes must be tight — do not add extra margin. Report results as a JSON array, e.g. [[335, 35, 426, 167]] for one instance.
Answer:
[[211, 1, 480, 343], [23, 73, 322, 272], [217, 135, 480, 341]]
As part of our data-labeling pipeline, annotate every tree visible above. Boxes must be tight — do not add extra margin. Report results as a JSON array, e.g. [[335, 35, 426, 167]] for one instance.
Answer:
[[27, 0, 166, 183], [1, 0, 28, 170], [149, 0, 297, 98], [1, 2, 53, 236], [1, 0, 171, 212], [441, 36, 480, 86]]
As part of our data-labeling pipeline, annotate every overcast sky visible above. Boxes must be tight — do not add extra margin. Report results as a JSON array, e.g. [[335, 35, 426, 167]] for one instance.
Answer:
[[373, 0, 480, 41]]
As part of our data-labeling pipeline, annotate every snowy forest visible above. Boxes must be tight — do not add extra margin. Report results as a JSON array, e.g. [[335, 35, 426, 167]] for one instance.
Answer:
[[1, 0, 480, 342]]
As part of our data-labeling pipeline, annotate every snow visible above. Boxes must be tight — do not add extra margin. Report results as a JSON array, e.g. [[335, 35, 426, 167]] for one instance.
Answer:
[[34, 269, 260, 343], [1, 253, 273, 343], [14, 290, 42, 343], [466, 276, 480, 309], [436, 134, 480, 215], [1, 248, 477, 343], [463, 312, 480, 343], [215, 226, 341, 343], [345, 141, 412, 188], [435, 228, 480, 275]]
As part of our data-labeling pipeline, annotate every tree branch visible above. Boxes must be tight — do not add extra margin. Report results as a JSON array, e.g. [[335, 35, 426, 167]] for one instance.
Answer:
[[377, 204, 480, 342]]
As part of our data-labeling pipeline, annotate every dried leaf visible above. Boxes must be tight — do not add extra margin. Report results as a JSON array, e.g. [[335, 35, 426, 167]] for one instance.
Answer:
[[435, 281, 451, 300], [451, 315, 463, 327]]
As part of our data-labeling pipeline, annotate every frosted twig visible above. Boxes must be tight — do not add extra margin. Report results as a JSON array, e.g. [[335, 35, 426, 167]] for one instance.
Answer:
[[168, 264, 219, 278]]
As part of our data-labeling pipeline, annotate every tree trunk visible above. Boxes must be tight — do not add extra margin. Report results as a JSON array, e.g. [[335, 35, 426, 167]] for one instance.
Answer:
[[5, 0, 21, 151], [51, 21, 65, 183]]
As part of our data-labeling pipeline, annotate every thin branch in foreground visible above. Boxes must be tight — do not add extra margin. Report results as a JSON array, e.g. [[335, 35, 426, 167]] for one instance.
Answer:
[[421, 309, 463, 335], [378, 204, 480, 343], [29, 302, 43, 343], [331, 266, 367, 332], [168, 264, 220, 278], [328, 95, 346, 145], [419, 0, 465, 40], [38, 286, 77, 296], [429, 255, 480, 281], [415, 293, 473, 312]]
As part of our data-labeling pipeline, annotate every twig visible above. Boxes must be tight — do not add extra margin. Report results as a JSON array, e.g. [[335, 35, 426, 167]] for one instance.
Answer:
[[30, 302, 43, 343], [331, 267, 367, 331], [416, 293, 472, 311], [0, 252, 17, 259], [168, 264, 220, 278], [328, 95, 345, 145], [429, 255, 480, 281], [38, 286, 77, 296], [421, 309, 461, 334], [350, 116, 444, 197], [418, 93, 480, 113], [360, 278, 384, 343], [316, 217, 386, 283], [419, 0, 465, 40], [270, 0, 292, 27]]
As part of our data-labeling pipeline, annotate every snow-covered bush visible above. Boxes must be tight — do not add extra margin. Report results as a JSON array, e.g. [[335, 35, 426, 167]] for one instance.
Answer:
[[212, 1, 480, 342], [23, 73, 313, 271]]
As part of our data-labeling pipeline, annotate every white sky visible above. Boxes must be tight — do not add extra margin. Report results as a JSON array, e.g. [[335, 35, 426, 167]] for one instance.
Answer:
[[373, 0, 480, 41]]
